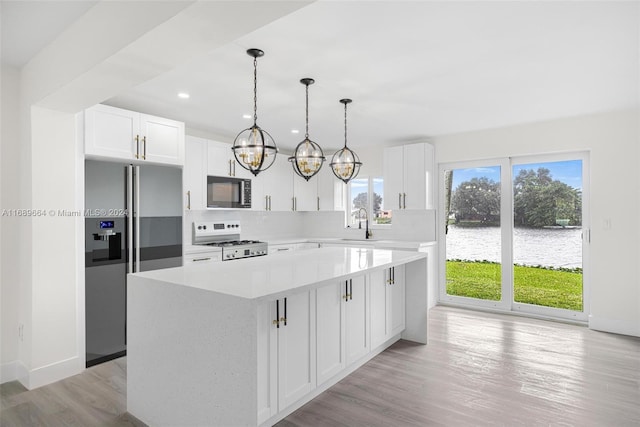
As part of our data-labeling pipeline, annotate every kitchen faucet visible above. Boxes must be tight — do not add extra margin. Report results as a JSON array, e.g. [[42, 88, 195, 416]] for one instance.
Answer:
[[356, 207, 372, 239]]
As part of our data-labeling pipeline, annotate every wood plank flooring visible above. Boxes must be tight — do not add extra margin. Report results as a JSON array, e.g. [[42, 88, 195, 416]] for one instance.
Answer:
[[2, 306, 639, 426]]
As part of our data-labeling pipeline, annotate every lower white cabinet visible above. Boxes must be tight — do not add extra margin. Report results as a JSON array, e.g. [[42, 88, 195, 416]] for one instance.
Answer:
[[316, 275, 369, 386], [257, 269, 403, 425], [371, 265, 406, 348], [257, 290, 316, 425]]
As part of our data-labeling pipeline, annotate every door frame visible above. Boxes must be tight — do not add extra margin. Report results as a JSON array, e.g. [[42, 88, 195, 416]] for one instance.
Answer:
[[438, 152, 590, 322]]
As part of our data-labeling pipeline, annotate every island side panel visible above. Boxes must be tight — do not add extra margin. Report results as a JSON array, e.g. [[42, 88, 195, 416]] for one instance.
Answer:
[[127, 275, 258, 426], [402, 257, 429, 344]]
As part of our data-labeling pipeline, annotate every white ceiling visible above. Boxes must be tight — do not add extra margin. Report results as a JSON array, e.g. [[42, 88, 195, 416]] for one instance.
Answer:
[[3, 1, 639, 152], [0, 0, 98, 67]]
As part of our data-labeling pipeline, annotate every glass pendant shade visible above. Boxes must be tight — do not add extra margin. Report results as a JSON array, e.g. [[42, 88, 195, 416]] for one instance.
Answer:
[[331, 146, 361, 184], [290, 138, 325, 181], [289, 78, 325, 181], [330, 98, 362, 184], [232, 48, 278, 176], [233, 125, 277, 175]]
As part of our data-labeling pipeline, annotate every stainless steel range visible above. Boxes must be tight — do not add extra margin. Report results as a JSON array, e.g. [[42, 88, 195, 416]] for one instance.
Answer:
[[192, 220, 267, 261]]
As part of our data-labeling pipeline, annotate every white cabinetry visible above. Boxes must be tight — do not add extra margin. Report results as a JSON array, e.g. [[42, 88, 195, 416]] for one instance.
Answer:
[[316, 275, 369, 386], [383, 142, 434, 210], [207, 140, 252, 178], [315, 282, 345, 385], [371, 265, 406, 348], [293, 175, 318, 211], [257, 290, 316, 424], [184, 136, 206, 210], [253, 154, 293, 211], [85, 104, 184, 165]]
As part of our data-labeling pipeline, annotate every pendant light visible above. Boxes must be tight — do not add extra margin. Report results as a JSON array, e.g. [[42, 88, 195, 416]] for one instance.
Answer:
[[330, 99, 362, 184], [289, 78, 326, 181], [232, 48, 278, 176]]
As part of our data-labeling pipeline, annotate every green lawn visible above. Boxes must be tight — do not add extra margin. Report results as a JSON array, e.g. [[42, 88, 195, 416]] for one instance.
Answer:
[[446, 260, 583, 311]]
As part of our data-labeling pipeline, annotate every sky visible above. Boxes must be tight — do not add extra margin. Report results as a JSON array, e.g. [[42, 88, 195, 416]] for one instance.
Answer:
[[451, 160, 583, 190]]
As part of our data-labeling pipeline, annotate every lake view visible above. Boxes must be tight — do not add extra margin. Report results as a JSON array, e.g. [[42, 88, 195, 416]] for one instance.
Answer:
[[445, 225, 582, 269]]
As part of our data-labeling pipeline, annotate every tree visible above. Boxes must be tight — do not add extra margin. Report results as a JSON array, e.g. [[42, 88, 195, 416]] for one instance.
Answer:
[[513, 168, 581, 227], [451, 177, 500, 223], [352, 192, 382, 213]]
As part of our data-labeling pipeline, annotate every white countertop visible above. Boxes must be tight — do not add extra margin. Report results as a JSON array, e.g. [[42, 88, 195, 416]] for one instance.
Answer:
[[132, 246, 426, 301], [268, 237, 437, 250]]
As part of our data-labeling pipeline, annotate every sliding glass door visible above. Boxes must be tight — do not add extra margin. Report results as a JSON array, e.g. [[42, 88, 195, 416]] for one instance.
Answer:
[[440, 153, 588, 321]]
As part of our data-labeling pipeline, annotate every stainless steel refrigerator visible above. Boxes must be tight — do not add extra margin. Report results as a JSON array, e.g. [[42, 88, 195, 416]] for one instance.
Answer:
[[84, 160, 182, 367]]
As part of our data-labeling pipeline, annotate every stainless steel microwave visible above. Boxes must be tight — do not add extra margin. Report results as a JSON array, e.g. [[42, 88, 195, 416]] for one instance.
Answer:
[[207, 176, 251, 209]]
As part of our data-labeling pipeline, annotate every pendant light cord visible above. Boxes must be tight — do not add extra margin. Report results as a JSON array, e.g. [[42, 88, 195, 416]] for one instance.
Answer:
[[305, 83, 310, 139], [253, 56, 258, 126], [343, 102, 348, 148]]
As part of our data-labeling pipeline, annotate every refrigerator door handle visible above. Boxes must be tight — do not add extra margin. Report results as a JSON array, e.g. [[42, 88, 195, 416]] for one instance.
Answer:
[[134, 165, 141, 273], [127, 165, 134, 274]]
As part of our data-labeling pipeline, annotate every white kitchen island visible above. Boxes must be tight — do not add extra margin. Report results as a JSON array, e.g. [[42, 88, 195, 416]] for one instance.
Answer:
[[127, 246, 428, 427]]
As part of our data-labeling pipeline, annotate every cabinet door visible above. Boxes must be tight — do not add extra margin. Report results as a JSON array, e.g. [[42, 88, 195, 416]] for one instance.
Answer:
[[263, 155, 293, 211], [369, 269, 388, 348], [383, 145, 404, 210], [345, 275, 369, 365], [293, 175, 318, 211], [389, 266, 406, 337], [316, 283, 345, 385], [257, 301, 278, 425], [140, 114, 185, 165], [277, 291, 316, 410], [316, 167, 336, 211], [402, 143, 426, 210], [85, 104, 138, 161], [184, 136, 206, 210], [207, 141, 235, 177]]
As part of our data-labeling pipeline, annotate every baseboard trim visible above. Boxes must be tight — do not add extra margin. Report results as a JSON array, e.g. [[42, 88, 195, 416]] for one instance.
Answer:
[[589, 315, 640, 337], [1, 361, 17, 384], [24, 356, 82, 390]]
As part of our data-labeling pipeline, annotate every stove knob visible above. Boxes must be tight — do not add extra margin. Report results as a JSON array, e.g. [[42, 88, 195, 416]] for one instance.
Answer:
[[203, 225, 207, 230], [197, 226, 201, 230]]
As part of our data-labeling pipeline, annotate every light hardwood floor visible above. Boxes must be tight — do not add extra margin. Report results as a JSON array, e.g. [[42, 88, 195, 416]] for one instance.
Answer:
[[2, 306, 639, 426]]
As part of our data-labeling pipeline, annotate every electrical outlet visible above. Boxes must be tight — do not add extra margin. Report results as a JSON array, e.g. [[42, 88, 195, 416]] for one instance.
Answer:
[[18, 324, 24, 341]]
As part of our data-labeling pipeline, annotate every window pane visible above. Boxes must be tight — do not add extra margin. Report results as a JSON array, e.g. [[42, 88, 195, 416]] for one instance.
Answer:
[[372, 177, 390, 224], [349, 178, 369, 227], [445, 166, 502, 301], [512, 160, 583, 311]]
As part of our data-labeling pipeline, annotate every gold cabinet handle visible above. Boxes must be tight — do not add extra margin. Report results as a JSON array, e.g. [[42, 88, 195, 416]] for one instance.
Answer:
[[135, 135, 140, 159], [187, 190, 191, 210], [142, 136, 147, 160], [272, 319, 280, 325]]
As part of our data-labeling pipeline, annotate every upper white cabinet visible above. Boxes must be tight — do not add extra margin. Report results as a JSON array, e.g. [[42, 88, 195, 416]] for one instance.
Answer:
[[253, 154, 293, 211], [85, 104, 185, 166], [207, 140, 252, 179], [293, 174, 319, 212], [183, 136, 207, 210], [383, 142, 434, 210]]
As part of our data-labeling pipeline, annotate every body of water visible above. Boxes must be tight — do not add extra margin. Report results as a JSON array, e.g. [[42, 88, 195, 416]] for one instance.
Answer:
[[445, 225, 582, 269]]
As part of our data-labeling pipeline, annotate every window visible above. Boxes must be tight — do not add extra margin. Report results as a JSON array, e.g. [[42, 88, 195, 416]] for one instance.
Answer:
[[347, 176, 390, 227]]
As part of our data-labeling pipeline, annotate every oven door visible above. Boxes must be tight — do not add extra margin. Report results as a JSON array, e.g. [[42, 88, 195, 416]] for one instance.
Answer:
[[207, 176, 251, 208]]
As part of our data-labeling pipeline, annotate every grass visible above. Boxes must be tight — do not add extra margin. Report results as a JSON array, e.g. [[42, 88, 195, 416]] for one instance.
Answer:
[[446, 260, 583, 311]]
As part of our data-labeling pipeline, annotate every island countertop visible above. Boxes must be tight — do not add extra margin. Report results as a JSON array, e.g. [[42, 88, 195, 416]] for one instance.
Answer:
[[130, 246, 426, 301]]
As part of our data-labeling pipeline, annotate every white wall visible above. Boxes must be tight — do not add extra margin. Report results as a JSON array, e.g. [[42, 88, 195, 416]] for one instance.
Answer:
[[433, 109, 640, 337], [0, 64, 21, 382]]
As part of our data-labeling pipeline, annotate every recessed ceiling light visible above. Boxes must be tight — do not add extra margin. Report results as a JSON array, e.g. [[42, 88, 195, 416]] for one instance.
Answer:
[[177, 92, 190, 99], [291, 129, 300, 134], [242, 114, 252, 119]]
